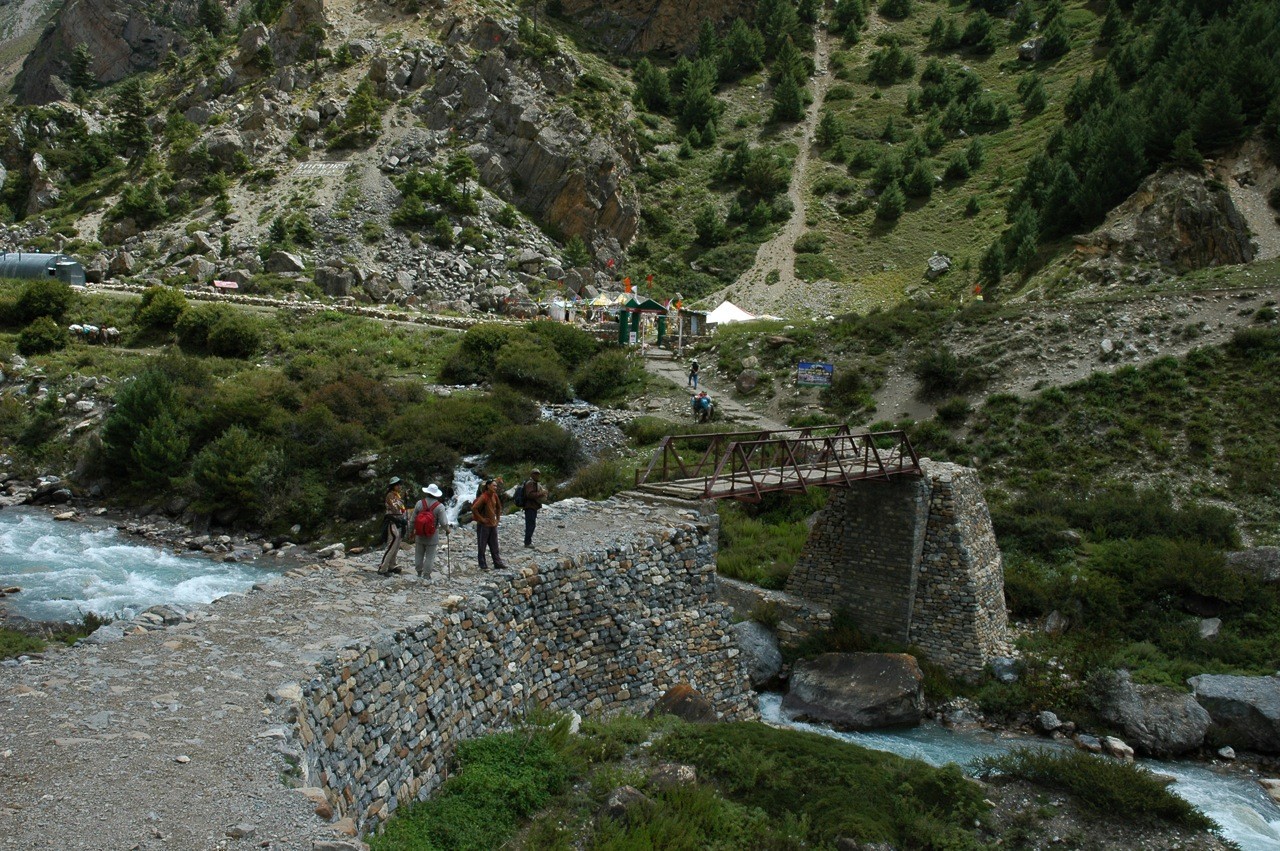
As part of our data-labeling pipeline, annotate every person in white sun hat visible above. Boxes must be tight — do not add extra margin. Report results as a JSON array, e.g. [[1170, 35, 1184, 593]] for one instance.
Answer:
[[410, 483, 449, 580]]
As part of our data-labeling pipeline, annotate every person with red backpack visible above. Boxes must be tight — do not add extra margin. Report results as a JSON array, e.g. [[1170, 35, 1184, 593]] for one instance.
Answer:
[[410, 483, 449, 579]]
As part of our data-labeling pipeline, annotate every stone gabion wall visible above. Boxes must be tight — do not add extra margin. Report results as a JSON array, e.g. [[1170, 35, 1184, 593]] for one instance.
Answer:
[[296, 523, 753, 829], [784, 476, 932, 644], [908, 461, 1010, 675], [716, 575, 833, 649]]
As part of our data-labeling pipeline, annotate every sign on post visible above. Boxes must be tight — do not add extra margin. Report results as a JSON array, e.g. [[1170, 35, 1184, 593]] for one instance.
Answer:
[[797, 361, 834, 387]]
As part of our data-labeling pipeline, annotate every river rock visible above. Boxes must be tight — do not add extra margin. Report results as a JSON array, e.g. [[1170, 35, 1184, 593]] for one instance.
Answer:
[[1093, 669, 1210, 756], [647, 684, 717, 723], [1102, 736, 1135, 760], [1189, 673, 1280, 753], [729, 621, 781, 688], [782, 652, 924, 731]]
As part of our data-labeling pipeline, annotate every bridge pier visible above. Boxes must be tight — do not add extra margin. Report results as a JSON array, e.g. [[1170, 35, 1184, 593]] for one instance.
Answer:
[[784, 460, 1009, 677]]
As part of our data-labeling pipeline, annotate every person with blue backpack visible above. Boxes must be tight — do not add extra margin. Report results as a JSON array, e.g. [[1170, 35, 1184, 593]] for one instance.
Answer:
[[410, 483, 449, 579]]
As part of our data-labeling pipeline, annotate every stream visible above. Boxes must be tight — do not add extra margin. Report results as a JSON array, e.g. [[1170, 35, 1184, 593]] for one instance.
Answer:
[[0, 507, 277, 623], [760, 694, 1280, 849]]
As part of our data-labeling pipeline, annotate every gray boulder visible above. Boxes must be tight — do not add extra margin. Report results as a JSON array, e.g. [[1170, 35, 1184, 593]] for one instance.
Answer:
[[783, 652, 924, 731], [729, 621, 782, 688], [1094, 670, 1210, 756], [266, 251, 306, 274], [1225, 547, 1280, 583], [1189, 674, 1280, 753]]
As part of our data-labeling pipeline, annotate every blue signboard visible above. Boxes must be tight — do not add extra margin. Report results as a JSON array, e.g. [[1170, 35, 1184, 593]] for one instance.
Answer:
[[797, 361, 834, 387]]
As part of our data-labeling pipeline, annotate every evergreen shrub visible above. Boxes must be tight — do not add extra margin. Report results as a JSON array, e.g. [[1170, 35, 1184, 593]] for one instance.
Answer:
[[17, 316, 67, 355], [14, 279, 73, 324]]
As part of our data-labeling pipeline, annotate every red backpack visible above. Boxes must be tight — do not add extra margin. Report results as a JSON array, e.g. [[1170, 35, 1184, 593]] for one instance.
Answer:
[[413, 500, 440, 537]]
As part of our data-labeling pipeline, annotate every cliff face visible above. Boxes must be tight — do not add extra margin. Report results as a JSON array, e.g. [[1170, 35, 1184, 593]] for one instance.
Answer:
[[559, 0, 753, 55], [1073, 167, 1258, 279], [13, 0, 186, 104]]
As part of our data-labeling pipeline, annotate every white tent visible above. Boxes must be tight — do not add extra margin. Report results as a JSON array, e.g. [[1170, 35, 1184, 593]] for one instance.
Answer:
[[706, 300, 756, 326]]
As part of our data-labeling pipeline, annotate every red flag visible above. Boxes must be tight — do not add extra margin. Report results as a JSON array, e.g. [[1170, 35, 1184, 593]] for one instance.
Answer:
[[973, 284, 982, 294], [606, 258, 615, 269], [623, 277, 632, 292], [646, 274, 653, 283]]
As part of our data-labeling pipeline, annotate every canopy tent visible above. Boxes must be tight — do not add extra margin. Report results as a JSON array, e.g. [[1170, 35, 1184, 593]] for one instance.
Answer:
[[706, 300, 756, 325]]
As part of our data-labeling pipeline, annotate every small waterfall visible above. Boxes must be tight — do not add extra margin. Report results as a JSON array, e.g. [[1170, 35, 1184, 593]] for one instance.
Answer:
[[443, 456, 485, 526]]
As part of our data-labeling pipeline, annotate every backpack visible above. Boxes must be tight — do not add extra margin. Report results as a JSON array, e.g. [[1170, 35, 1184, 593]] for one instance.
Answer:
[[413, 500, 439, 537], [512, 480, 528, 508]]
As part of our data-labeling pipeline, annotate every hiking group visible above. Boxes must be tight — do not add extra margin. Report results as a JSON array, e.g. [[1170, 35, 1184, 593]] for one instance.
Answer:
[[378, 468, 549, 578]]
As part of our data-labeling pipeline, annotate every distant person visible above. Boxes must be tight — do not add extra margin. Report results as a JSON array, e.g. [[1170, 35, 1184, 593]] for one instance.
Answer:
[[520, 469, 550, 548], [378, 477, 408, 575], [470, 478, 508, 571], [688, 359, 700, 389], [411, 483, 448, 579], [693, 390, 712, 423]]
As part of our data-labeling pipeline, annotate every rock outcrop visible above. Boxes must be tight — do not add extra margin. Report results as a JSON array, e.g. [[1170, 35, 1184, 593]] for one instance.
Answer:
[[1072, 167, 1256, 280], [729, 620, 782, 688], [782, 652, 925, 731], [559, 0, 753, 55], [1092, 670, 1210, 756], [1189, 673, 1280, 753], [14, 0, 184, 104]]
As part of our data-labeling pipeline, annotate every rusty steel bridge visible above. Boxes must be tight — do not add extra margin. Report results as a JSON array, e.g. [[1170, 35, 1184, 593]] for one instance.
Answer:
[[633, 424, 922, 502]]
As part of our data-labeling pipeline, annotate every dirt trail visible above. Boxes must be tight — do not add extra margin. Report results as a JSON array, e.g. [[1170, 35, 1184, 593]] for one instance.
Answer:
[[716, 24, 835, 318], [641, 352, 786, 431]]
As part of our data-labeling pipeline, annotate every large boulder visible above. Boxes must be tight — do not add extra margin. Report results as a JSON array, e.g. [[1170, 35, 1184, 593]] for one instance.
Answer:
[[1225, 547, 1280, 584], [1093, 670, 1210, 756], [729, 621, 782, 689], [647, 684, 717, 723], [782, 652, 924, 731], [1189, 674, 1280, 753]]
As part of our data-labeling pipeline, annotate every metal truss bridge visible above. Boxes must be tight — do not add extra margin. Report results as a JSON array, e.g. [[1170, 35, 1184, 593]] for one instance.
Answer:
[[633, 424, 922, 502]]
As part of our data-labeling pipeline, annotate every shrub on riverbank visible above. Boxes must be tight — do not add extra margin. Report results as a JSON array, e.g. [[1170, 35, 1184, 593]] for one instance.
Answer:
[[973, 747, 1214, 831]]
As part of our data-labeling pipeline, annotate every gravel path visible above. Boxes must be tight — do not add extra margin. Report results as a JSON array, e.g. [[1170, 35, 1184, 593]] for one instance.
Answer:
[[0, 498, 699, 850], [641, 352, 787, 431]]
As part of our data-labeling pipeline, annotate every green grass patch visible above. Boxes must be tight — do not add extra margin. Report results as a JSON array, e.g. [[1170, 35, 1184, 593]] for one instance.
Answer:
[[0, 627, 45, 659], [656, 721, 990, 849], [973, 747, 1214, 831], [717, 490, 827, 589]]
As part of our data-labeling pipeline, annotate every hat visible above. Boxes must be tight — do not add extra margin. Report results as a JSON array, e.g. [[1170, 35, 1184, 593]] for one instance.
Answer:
[[423, 484, 443, 497], [388, 476, 401, 486], [530, 468, 541, 476]]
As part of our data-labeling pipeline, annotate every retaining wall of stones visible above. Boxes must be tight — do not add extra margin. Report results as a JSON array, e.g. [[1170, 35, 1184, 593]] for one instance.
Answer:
[[783, 461, 1007, 676], [296, 521, 753, 829]]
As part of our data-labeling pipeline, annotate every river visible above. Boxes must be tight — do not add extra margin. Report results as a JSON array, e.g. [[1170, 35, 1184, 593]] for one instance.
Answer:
[[760, 694, 1280, 850], [0, 507, 276, 623]]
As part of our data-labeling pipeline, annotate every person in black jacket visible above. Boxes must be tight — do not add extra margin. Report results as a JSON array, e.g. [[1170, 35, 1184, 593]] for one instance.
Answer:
[[521, 469, 549, 548]]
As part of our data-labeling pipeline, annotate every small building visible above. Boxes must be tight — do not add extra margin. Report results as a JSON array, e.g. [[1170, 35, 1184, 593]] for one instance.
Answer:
[[0, 252, 86, 286]]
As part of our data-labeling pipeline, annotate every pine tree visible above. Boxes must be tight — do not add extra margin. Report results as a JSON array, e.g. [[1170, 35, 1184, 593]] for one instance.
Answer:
[[446, 152, 479, 202], [67, 43, 95, 90], [632, 59, 670, 114], [978, 241, 1004, 288], [697, 19, 720, 60], [904, 161, 934, 198], [773, 37, 806, 86], [771, 73, 805, 123], [1098, 1, 1124, 46], [198, 0, 227, 37], [112, 77, 152, 154], [876, 181, 906, 221], [1192, 81, 1245, 151], [693, 204, 723, 245], [132, 411, 189, 489], [1168, 130, 1203, 170], [345, 80, 382, 136], [1040, 17, 1071, 60], [816, 111, 843, 147]]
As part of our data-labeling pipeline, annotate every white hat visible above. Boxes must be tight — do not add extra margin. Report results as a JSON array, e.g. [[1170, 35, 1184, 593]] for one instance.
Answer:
[[423, 484, 443, 497], [388, 476, 401, 486]]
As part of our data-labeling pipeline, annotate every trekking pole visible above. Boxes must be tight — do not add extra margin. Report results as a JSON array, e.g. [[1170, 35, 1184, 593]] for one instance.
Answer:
[[446, 529, 452, 579]]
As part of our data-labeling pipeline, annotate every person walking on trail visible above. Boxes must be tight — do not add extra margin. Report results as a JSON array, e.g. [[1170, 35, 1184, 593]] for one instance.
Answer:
[[379, 477, 408, 575], [410, 483, 449, 579], [520, 469, 550, 548], [688, 359, 700, 389], [471, 478, 508, 571]]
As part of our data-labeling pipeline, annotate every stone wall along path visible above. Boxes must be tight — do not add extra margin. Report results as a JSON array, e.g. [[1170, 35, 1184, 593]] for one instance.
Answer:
[[0, 496, 748, 850]]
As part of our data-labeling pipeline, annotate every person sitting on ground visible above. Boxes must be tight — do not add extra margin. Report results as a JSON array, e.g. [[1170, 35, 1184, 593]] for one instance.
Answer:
[[693, 390, 712, 422], [410, 483, 449, 579]]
